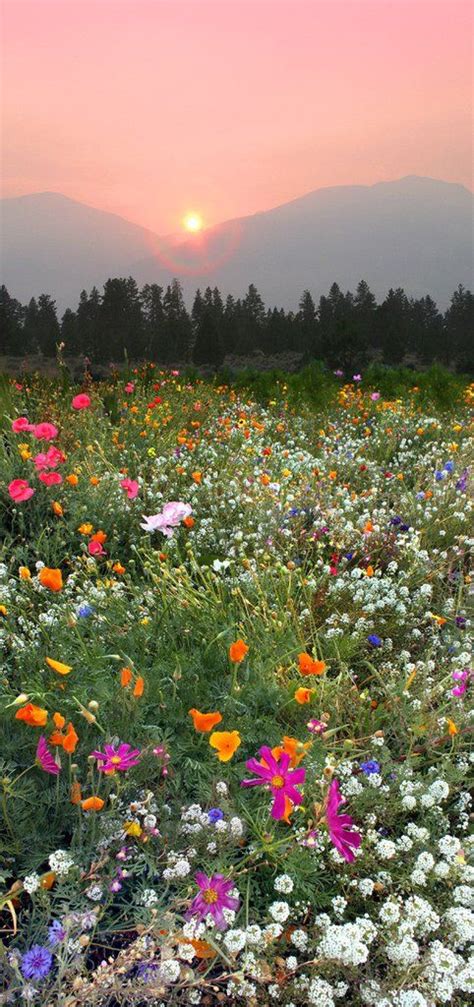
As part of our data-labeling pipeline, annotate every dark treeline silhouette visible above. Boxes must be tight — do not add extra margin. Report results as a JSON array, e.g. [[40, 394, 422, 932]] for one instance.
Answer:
[[1, 278, 473, 371]]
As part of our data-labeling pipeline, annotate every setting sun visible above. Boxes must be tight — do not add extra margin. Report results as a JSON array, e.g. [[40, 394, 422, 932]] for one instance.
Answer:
[[183, 212, 203, 233]]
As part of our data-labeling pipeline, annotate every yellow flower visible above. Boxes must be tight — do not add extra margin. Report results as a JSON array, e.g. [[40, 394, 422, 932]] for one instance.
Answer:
[[123, 820, 142, 837], [447, 718, 458, 736], [19, 566, 31, 580], [46, 657, 72, 676], [209, 730, 241, 762]]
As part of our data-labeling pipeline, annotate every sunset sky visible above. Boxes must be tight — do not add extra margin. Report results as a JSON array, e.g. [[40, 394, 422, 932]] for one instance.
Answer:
[[2, 0, 472, 234]]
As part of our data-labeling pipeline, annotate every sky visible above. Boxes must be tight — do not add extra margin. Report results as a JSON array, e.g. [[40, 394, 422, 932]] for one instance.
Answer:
[[1, 0, 472, 234]]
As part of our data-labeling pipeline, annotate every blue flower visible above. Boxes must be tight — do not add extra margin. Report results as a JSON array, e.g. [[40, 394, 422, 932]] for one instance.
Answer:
[[77, 603, 94, 618], [443, 460, 454, 473], [360, 760, 380, 775], [434, 470, 444, 482], [208, 807, 224, 823], [368, 634, 382, 648], [48, 920, 66, 946], [21, 945, 53, 980]]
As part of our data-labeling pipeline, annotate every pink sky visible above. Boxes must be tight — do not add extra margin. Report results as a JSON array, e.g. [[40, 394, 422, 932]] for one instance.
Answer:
[[1, 0, 472, 233]]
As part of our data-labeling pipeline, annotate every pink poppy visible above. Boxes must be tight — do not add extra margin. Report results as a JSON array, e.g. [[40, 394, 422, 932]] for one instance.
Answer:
[[8, 479, 35, 502], [39, 472, 63, 486], [120, 478, 139, 500], [34, 447, 65, 472], [36, 736, 60, 776], [72, 394, 91, 410], [241, 746, 305, 820], [141, 501, 192, 536], [11, 417, 34, 433], [88, 540, 105, 557], [325, 779, 361, 862], [33, 423, 58, 441]]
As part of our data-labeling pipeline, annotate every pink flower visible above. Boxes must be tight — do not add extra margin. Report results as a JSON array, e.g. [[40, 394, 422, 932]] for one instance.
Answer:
[[92, 742, 141, 773], [241, 745, 305, 820], [8, 479, 35, 502], [88, 540, 105, 557], [141, 501, 192, 536], [120, 478, 139, 500], [11, 417, 33, 433], [124, 382, 135, 394], [307, 718, 327, 735], [33, 446, 65, 471], [39, 472, 63, 486], [325, 779, 361, 862], [72, 394, 91, 410], [370, 392, 380, 401], [36, 736, 60, 776], [353, 374, 362, 382], [186, 873, 239, 930], [33, 423, 58, 441], [451, 668, 472, 697]]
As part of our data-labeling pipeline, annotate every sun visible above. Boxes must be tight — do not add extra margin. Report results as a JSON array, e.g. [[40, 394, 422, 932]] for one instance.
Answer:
[[183, 212, 203, 233]]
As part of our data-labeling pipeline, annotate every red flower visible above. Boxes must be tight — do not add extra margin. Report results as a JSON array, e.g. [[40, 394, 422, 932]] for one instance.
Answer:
[[9, 479, 35, 502], [72, 394, 91, 410]]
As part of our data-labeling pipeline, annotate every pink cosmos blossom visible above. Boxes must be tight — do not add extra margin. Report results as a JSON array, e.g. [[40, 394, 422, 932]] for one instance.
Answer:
[[39, 472, 63, 486], [72, 393, 91, 410], [141, 501, 192, 536], [8, 479, 35, 502], [33, 423, 58, 441], [326, 779, 361, 862], [36, 736, 60, 776], [88, 540, 105, 557], [353, 374, 362, 382], [11, 417, 34, 433], [92, 742, 141, 773], [120, 478, 139, 500], [186, 873, 239, 930], [241, 745, 305, 820]]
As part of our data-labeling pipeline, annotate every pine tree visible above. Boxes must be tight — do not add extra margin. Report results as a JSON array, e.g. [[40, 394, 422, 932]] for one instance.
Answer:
[[297, 289, 318, 357], [141, 284, 164, 360], [192, 286, 225, 366], [36, 294, 60, 357], [76, 287, 102, 360], [0, 285, 25, 354], [376, 288, 410, 364], [60, 309, 79, 356], [23, 298, 40, 354], [100, 277, 144, 361], [444, 285, 474, 371], [162, 279, 192, 362]]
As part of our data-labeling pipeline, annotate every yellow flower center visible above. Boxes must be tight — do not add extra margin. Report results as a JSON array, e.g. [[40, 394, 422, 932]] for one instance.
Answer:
[[271, 774, 285, 788], [110, 756, 122, 764], [202, 887, 218, 904]]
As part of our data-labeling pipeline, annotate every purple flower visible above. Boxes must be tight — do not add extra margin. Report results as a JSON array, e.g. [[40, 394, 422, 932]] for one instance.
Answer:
[[186, 872, 239, 930], [36, 736, 60, 776], [92, 742, 141, 773], [368, 634, 382, 648], [21, 945, 53, 980], [241, 746, 305, 820], [455, 469, 468, 492], [77, 603, 94, 618], [353, 374, 362, 382], [48, 921, 66, 946], [451, 668, 472, 697], [208, 808, 224, 823], [326, 779, 362, 863], [307, 718, 327, 736], [360, 760, 380, 775]]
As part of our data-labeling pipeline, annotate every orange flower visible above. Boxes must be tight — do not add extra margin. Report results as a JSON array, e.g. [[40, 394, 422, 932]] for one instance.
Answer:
[[133, 676, 144, 698], [90, 476, 100, 486], [120, 666, 133, 687], [39, 568, 63, 592], [298, 653, 326, 677], [294, 686, 313, 704], [15, 703, 48, 727], [112, 562, 125, 574], [52, 501, 63, 517], [189, 939, 216, 960], [183, 516, 194, 528], [46, 656, 72, 676], [277, 735, 311, 767], [91, 530, 107, 544], [81, 796, 105, 812], [53, 711, 65, 729], [209, 730, 241, 762], [229, 639, 249, 663], [78, 523, 93, 534], [365, 565, 374, 577], [63, 722, 79, 754], [66, 474, 78, 486], [19, 566, 31, 580], [70, 780, 82, 805], [189, 708, 223, 732], [192, 471, 202, 483], [40, 872, 56, 890], [447, 718, 458, 736]]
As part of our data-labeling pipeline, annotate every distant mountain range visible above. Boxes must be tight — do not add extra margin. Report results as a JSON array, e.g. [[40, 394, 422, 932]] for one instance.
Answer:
[[1, 176, 472, 313]]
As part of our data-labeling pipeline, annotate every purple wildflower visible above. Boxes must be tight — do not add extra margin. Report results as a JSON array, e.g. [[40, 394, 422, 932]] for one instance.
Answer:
[[241, 746, 305, 820], [91, 742, 141, 773], [186, 872, 239, 930], [21, 945, 53, 980]]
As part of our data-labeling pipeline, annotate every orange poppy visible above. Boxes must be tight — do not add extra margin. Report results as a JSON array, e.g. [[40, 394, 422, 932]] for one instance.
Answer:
[[63, 723, 79, 753], [209, 730, 241, 762], [66, 474, 79, 486], [298, 653, 326, 677], [112, 562, 126, 574], [52, 501, 63, 517], [38, 568, 63, 592], [133, 676, 144, 698], [53, 711, 65, 729], [273, 735, 311, 767], [15, 703, 48, 727], [40, 872, 56, 890], [70, 781, 82, 805], [81, 796, 105, 812], [91, 530, 107, 544], [294, 686, 313, 704], [46, 657, 72, 676], [189, 938, 216, 960], [183, 516, 194, 527], [229, 639, 249, 663], [189, 708, 222, 733], [192, 471, 202, 484], [19, 566, 31, 580], [78, 523, 93, 534], [120, 666, 133, 687]]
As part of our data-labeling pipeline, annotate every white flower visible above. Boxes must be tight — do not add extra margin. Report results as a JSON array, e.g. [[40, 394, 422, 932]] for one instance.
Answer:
[[269, 900, 290, 923], [274, 874, 294, 894]]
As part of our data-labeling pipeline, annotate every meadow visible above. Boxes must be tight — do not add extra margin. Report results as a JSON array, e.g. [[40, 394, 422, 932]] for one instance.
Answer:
[[0, 363, 473, 1006]]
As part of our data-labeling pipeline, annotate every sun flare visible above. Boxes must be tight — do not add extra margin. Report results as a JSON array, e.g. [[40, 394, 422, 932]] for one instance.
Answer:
[[183, 212, 203, 233]]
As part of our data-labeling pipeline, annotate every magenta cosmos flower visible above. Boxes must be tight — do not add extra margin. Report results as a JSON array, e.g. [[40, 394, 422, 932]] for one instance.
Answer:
[[92, 742, 141, 773], [36, 736, 60, 776], [8, 479, 35, 503], [141, 501, 192, 536], [120, 477, 139, 500], [326, 779, 361, 862], [241, 746, 305, 820], [186, 872, 239, 930]]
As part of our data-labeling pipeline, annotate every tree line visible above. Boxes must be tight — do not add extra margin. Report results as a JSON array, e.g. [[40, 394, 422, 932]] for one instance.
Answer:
[[1, 278, 472, 370]]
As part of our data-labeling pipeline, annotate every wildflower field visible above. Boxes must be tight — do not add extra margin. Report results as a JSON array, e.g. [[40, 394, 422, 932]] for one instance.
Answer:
[[0, 364, 473, 1007]]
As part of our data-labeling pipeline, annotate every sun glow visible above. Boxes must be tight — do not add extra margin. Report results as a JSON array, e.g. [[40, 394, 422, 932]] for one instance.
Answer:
[[183, 212, 203, 233]]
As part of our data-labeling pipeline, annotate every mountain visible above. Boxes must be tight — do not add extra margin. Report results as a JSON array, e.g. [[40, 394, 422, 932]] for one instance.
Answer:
[[1, 177, 473, 313]]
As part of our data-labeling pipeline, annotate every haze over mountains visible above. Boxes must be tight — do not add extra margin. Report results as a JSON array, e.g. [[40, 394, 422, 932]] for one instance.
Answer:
[[1, 176, 472, 313]]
